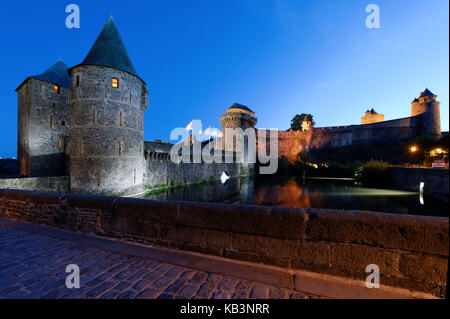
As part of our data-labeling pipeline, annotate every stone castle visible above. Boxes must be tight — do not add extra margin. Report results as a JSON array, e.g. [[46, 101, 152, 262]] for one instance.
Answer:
[[14, 17, 441, 195], [256, 89, 441, 160]]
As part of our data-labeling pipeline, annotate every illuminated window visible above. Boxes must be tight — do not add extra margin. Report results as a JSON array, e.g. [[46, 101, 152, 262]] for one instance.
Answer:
[[40, 85, 42, 97], [54, 85, 60, 94], [58, 138, 62, 150], [120, 112, 123, 126], [112, 78, 119, 88]]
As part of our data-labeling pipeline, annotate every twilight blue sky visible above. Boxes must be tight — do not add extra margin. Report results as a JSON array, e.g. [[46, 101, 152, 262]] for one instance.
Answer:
[[0, 0, 448, 158]]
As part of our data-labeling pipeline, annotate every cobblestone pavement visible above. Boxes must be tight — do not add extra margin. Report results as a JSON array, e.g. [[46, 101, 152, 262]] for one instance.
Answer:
[[0, 224, 319, 299]]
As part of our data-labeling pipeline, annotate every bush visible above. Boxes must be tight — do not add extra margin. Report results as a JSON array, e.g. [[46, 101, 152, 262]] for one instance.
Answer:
[[358, 160, 392, 187]]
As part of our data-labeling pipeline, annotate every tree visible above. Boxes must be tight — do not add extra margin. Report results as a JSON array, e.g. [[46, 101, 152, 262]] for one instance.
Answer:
[[290, 114, 315, 131]]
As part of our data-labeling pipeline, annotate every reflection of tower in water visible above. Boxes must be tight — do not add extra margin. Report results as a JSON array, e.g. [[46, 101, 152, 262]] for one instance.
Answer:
[[253, 179, 318, 208]]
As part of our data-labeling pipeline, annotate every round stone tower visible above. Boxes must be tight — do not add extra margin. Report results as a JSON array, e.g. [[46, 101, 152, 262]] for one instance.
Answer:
[[411, 89, 441, 137], [220, 103, 258, 152], [68, 16, 148, 195], [220, 103, 258, 175]]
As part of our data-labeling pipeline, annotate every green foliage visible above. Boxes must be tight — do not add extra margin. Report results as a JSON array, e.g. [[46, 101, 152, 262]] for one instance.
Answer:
[[144, 184, 167, 191], [358, 160, 392, 187], [290, 114, 315, 131]]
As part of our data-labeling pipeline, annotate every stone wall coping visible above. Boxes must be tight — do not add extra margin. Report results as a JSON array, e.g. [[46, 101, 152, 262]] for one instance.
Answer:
[[2, 190, 62, 204], [65, 193, 117, 211]]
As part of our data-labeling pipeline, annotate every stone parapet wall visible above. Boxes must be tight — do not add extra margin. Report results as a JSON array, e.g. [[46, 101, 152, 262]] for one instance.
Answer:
[[0, 189, 447, 297]]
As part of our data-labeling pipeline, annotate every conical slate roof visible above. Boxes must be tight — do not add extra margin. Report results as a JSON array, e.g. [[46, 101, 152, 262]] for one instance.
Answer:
[[15, 60, 71, 91], [78, 16, 137, 76], [419, 88, 435, 98]]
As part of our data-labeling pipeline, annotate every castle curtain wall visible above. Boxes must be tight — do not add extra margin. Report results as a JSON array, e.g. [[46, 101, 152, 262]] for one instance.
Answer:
[[264, 114, 425, 160]]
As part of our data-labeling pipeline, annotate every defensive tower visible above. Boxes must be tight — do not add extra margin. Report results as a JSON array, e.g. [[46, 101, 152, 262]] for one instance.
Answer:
[[361, 108, 384, 125], [411, 88, 441, 137], [68, 16, 149, 195], [15, 60, 71, 177], [220, 103, 258, 174], [301, 114, 313, 131], [220, 103, 258, 152]]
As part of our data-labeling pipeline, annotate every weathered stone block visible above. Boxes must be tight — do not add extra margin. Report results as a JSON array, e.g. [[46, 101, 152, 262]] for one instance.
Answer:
[[307, 210, 449, 256], [232, 233, 269, 255], [178, 202, 239, 231], [178, 202, 307, 239], [329, 243, 399, 277], [399, 253, 448, 284], [66, 193, 115, 211], [113, 197, 178, 222], [290, 240, 331, 270], [28, 192, 61, 205], [174, 226, 231, 250], [234, 206, 307, 239], [269, 238, 299, 259]]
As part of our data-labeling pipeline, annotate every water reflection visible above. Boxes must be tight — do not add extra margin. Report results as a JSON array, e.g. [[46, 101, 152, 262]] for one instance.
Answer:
[[141, 176, 448, 217], [253, 179, 314, 208]]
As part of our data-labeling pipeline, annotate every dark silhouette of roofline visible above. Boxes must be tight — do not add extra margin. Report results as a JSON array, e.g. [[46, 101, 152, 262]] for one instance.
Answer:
[[227, 103, 255, 114], [420, 88, 436, 98], [15, 60, 71, 92], [70, 16, 140, 78]]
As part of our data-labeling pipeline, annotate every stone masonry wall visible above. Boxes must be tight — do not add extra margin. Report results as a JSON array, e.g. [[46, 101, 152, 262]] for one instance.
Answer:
[[0, 189, 447, 297], [17, 79, 71, 177], [69, 66, 148, 196], [0, 177, 69, 193], [260, 114, 422, 160], [144, 142, 241, 187]]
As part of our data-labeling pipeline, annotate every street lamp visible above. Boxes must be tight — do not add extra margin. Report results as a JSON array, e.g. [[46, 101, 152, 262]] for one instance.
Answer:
[[408, 146, 420, 167]]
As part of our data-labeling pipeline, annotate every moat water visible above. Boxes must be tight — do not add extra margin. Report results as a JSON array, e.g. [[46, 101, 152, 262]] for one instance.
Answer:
[[141, 176, 448, 217]]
